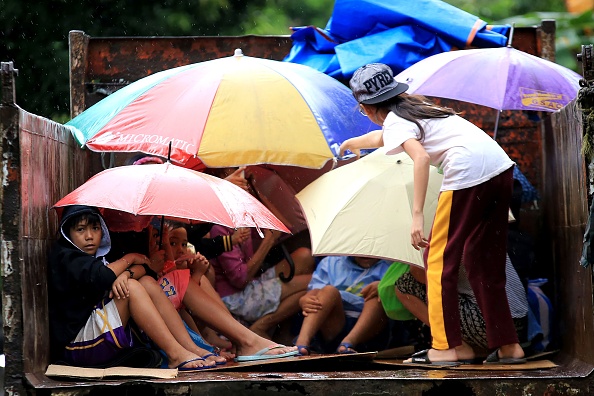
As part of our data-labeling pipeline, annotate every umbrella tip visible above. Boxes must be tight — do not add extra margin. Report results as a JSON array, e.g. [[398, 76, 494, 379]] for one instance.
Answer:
[[234, 48, 244, 57]]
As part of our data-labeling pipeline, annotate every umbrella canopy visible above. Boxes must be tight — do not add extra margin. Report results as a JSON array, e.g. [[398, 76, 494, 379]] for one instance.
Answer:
[[65, 49, 375, 169], [395, 46, 582, 112], [53, 163, 290, 234], [295, 147, 444, 267]]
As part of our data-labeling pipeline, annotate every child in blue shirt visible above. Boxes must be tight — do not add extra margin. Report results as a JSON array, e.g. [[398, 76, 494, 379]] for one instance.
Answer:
[[294, 256, 390, 354]]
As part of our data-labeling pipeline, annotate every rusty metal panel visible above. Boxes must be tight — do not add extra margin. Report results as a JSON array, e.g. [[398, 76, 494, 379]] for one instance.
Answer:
[[544, 97, 593, 364], [1, 61, 25, 395], [68, 31, 293, 117], [68, 31, 90, 119], [2, 62, 96, 393]]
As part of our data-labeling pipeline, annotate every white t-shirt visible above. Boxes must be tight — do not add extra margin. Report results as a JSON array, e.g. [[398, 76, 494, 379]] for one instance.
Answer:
[[383, 112, 514, 191]]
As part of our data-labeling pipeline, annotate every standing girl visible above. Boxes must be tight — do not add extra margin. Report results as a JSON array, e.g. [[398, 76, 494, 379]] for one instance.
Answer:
[[339, 63, 525, 365]]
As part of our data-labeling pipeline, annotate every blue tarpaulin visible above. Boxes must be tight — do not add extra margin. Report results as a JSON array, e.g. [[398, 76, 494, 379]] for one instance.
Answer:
[[284, 0, 510, 80]]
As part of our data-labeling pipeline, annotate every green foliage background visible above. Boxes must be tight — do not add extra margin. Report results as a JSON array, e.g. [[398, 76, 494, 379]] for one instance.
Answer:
[[1, 0, 592, 121]]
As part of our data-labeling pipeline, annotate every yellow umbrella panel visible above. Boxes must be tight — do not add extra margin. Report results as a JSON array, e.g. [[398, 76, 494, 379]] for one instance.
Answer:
[[296, 147, 443, 267]]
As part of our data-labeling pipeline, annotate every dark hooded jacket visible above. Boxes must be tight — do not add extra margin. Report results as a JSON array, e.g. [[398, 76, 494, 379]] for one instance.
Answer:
[[48, 205, 116, 361]]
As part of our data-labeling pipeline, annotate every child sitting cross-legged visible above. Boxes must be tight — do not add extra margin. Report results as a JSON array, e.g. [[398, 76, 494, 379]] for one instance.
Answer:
[[294, 256, 391, 355]]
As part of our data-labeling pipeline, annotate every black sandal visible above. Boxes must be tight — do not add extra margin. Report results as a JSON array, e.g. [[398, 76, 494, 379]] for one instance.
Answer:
[[406, 349, 460, 366]]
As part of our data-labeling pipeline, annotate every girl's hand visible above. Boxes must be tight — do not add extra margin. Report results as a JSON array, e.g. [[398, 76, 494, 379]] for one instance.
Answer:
[[111, 272, 131, 299], [263, 229, 280, 243], [185, 252, 210, 277], [231, 228, 250, 246], [225, 167, 249, 190], [411, 212, 428, 250], [339, 139, 361, 158]]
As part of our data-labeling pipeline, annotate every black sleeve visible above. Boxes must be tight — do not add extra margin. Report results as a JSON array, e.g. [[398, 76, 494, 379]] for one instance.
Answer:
[[186, 223, 232, 259], [105, 229, 150, 263]]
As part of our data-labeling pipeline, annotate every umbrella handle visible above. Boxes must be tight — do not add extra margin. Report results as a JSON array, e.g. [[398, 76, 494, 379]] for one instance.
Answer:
[[278, 243, 295, 283]]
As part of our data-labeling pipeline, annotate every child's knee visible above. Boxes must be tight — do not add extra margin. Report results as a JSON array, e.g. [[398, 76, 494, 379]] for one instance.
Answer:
[[321, 285, 340, 297]]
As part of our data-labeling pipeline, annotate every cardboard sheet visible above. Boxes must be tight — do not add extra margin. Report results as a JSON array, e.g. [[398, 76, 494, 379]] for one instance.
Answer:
[[372, 359, 558, 370], [45, 364, 178, 380]]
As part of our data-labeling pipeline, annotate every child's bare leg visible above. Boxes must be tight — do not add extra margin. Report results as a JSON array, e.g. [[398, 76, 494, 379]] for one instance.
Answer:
[[179, 280, 297, 358], [138, 277, 219, 365], [113, 279, 208, 369], [249, 274, 311, 337], [187, 275, 234, 350], [395, 288, 429, 325], [196, 274, 228, 311], [294, 286, 345, 354], [249, 290, 306, 339], [275, 247, 316, 277], [339, 296, 387, 352]]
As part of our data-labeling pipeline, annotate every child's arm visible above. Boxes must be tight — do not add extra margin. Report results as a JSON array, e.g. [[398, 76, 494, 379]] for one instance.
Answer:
[[183, 252, 210, 279], [108, 253, 152, 299], [361, 281, 380, 302], [339, 130, 384, 158], [299, 290, 322, 317]]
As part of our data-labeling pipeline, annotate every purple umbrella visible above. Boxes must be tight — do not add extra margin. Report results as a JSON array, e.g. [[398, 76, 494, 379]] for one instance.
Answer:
[[395, 45, 582, 138]]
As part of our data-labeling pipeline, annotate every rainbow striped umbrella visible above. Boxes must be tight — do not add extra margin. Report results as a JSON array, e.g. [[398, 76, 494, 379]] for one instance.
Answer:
[[66, 49, 375, 169]]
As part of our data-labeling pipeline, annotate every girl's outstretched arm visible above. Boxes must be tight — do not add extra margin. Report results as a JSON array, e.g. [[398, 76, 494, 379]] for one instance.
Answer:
[[339, 130, 384, 158]]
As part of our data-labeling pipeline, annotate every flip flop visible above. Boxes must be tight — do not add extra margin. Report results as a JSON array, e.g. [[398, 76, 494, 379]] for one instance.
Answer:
[[202, 352, 227, 365], [295, 345, 311, 356], [458, 357, 484, 365], [235, 344, 299, 362], [175, 356, 212, 371], [483, 348, 527, 365], [405, 349, 460, 367], [336, 342, 357, 354]]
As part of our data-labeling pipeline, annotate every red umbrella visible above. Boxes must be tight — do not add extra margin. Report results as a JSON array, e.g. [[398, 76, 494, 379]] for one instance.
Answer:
[[53, 162, 290, 234]]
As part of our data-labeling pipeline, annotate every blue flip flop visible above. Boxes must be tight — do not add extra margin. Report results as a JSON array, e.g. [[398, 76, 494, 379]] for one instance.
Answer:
[[202, 352, 227, 365], [235, 345, 299, 362], [295, 345, 311, 356], [336, 342, 357, 354], [175, 356, 213, 371]]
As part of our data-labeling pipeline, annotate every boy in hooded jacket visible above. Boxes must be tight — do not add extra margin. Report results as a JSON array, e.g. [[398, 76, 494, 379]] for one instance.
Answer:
[[48, 205, 215, 370]]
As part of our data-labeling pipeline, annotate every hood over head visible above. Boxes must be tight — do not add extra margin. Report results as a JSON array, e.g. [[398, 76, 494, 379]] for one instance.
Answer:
[[59, 205, 111, 258]]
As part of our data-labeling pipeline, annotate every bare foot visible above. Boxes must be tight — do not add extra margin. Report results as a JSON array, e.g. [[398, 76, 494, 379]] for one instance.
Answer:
[[236, 336, 298, 358], [169, 353, 214, 370], [336, 344, 357, 353], [294, 336, 312, 356], [203, 328, 233, 350], [492, 343, 525, 360], [219, 350, 236, 360], [203, 352, 227, 365], [296, 345, 311, 355], [455, 341, 476, 361]]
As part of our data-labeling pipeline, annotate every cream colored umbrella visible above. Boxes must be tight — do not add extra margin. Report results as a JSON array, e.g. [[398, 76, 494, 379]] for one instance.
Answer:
[[296, 146, 444, 268]]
